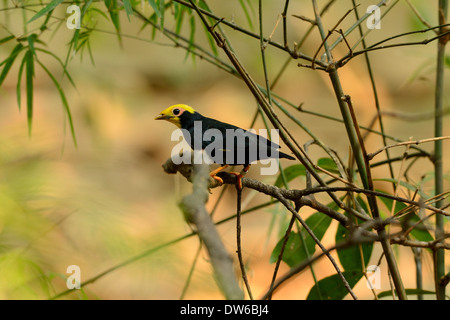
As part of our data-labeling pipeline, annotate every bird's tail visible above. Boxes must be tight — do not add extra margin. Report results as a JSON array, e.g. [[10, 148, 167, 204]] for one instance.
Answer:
[[279, 151, 295, 160]]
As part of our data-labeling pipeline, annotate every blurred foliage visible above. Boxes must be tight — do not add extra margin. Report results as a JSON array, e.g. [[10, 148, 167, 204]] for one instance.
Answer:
[[0, 0, 448, 300]]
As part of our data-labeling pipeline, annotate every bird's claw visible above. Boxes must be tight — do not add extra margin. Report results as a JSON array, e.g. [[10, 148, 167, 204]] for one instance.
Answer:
[[228, 172, 244, 190]]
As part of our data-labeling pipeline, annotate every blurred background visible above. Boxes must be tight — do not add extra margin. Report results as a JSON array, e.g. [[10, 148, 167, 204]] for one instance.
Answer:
[[0, 0, 448, 299]]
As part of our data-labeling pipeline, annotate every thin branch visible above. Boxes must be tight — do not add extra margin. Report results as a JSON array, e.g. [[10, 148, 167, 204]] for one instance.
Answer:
[[273, 185, 358, 300], [390, 236, 450, 250], [173, 0, 325, 66], [338, 24, 450, 67], [282, 0, 290, 48], [236, 185, 253, 299], [267, 215, 296, 300], [311, 4, 358, 69], [368, 136, 450, 160]]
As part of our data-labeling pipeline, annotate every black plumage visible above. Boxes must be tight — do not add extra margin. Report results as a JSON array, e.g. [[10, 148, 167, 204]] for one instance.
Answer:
[[177, 109, 295, 166], [155, 104, 295, 187]]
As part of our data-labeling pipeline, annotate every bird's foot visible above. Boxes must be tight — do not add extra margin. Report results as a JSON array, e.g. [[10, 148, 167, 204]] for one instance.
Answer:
[[210, 173, 224, 185], [228, 172, 244, 190]]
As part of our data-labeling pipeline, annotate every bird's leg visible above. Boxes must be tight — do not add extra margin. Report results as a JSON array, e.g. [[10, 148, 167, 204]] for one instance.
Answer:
[[229, 164, 251, 190], [209, 164, 229, 184]]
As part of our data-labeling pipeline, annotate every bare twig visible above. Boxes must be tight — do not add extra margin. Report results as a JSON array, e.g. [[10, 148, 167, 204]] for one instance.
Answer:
[[235, 185, 253, 299], [368, 136, 450, 160]]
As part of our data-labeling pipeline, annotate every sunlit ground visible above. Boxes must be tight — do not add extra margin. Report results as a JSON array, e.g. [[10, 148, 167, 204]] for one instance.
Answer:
[[0, 0, 449, 299]]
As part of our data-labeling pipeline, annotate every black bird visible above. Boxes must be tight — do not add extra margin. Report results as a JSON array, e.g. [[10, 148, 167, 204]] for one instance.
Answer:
[[155, 104, 295, 188]]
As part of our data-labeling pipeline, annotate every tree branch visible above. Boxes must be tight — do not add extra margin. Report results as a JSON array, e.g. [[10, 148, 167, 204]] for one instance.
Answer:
[[179, 163, 244, 300]]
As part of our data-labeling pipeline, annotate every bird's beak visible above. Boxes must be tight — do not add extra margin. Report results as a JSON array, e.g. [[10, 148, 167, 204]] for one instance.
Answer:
[[155, 114, 174, 120]]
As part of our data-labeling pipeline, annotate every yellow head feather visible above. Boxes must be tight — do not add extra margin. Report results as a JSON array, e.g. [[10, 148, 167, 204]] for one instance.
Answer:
[[154, 104, 196, 128]]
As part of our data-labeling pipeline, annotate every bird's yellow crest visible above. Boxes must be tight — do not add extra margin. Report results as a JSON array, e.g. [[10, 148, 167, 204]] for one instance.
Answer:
[[154, 104, 196, 128]]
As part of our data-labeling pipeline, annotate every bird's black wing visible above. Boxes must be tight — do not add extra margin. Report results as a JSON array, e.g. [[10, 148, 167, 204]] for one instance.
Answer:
[[201, 117, 284, 165]]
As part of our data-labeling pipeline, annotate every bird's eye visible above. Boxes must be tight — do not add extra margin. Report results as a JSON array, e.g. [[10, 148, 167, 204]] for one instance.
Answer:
[[172, 108, 180, 116]]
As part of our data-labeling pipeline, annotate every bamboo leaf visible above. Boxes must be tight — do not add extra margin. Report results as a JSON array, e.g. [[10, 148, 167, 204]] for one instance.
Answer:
[[0, 43, 24, 87], [16, 55, 27, 111], [28, 0, 64, 23], [158, 0, 165, 30], [39, 9, 54, 32], [205, 28, 218, 56], [25, 50, 34, 136], [238, 0, 253, 29], [35, 48, 76, 89], [147, 0, 161, 18], [197, 0, 218, 56], [37, 60, 77, 147], [104, 0, 122, 43], [0, 35, 15, 45], [122, 0, 133, 21], [174, 3, 185, 34], [27, 34, 38, 56], [184, 14, 196, 63]]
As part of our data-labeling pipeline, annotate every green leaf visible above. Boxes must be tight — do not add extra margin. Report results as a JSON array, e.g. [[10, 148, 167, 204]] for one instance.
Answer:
[[317, 157, 339, 174], [270, 211, 332, 267], [104, 0, 122, 43], [270, 231, 301, 267], [0, 43, 24, 87], [274, 164, 306, 187], [25, 50, 34, 136], [377, 288, 435, 299], [28, 0, 64, 23], [147, 0, 161, 18], [0, 35, 15, 45], [174, 2, 185, 34], [198, 0, 218, 56], [39, 10, 53, 33], [307, 270, 363, 300], [27, 34, 38, 56], [159, 0, 165, 30], [378, 191, 408, 215], [238, 0, 253, 30], [16, 55, 27, 111], [185, 14, 196, 63], [122, 0, 133, 21], [37, 60, 77, 147], [35, 48, 76, 89], [336, 197, 373, 272]]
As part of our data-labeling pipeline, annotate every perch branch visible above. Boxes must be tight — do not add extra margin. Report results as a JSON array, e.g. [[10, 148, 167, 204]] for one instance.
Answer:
[[178, 163, 244, 300]]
